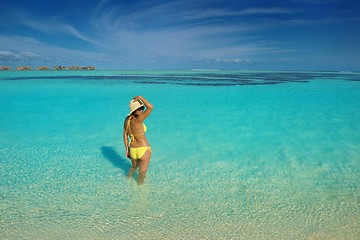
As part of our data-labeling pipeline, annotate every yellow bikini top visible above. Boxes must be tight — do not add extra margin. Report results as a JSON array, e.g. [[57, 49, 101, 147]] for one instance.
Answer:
[[132, 123, 147, 135], [126, 117, 147, 143]]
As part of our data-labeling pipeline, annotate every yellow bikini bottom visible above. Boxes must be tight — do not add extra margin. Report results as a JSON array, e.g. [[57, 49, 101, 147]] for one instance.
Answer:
[[129, 146, 152, 160]]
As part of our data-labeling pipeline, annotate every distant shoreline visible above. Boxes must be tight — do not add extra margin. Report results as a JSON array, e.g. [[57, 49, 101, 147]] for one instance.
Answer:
[[0, 66, 96, 71], [0, 67, 358, 73]]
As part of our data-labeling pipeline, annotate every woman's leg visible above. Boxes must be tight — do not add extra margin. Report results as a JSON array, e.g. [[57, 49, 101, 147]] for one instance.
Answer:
[[138, 149, 151, 185], [127, 158, 138, 179]]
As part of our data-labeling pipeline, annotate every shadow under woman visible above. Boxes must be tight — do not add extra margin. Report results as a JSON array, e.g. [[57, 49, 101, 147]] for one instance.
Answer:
[[101, 146, 132, 176]]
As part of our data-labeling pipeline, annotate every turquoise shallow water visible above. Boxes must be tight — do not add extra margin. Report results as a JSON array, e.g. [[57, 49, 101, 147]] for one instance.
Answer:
[[1, 70, 359, 239]]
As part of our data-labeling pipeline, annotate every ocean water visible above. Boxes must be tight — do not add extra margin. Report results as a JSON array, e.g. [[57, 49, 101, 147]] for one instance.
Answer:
[[0, 70, 359, 239]]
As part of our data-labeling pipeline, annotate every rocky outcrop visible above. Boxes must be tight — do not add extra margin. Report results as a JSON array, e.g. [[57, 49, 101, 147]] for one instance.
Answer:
[[68, 66, 96, 70], [36, 66, 49, 70], [53, 65, 96, 70], [53, 66, 67, 70], [16, 66, 32, 70], [1, 65, 96, 71], [84, 66, 96, 70], [0, 66, 12, 70]]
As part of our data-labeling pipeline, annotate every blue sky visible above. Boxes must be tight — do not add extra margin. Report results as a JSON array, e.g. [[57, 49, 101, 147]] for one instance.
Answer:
[[0, 0, 359, 70]]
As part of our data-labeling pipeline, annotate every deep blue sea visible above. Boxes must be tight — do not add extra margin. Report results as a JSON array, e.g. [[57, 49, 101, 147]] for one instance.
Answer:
[[1, 70, 359, 239]]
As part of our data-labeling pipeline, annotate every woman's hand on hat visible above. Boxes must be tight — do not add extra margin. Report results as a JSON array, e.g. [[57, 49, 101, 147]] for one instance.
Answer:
[[133, 96, 144, 101]]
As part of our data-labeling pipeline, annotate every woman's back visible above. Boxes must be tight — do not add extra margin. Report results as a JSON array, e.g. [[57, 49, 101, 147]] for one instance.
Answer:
[[127, 117, 149, 147]]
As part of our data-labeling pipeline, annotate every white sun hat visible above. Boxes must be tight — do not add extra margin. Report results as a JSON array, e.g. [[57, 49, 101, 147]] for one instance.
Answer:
[[128, 99, 144, 116]]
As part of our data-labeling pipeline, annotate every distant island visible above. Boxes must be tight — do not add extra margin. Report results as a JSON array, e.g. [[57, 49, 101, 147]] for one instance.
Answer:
[[0, 66, 96, 71]]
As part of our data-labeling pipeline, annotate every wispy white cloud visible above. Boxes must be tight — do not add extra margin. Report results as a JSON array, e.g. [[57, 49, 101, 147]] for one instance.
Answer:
[[91, 25, 264, 61], [62, 25, 99, 45], [185, 7, 295, 20], [0, 35, 106, 67], [16, 13, 100, 46], [90, 1, 275, 61], [0, 50, 39, 61], [0, 35, 48, 52], [285, 16, 359, 26]]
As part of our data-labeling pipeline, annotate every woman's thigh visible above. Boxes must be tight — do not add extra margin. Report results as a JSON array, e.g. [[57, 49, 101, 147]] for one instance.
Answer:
[[139, 150, 151, 171], [130, 158, 138, 168]]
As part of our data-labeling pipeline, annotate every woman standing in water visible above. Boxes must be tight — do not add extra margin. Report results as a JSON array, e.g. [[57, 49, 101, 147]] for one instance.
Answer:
[[123, 96, 153, 185]]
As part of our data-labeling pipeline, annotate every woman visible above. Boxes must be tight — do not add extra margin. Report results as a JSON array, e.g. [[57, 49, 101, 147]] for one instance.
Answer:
[[123, 96, 153, 185]]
